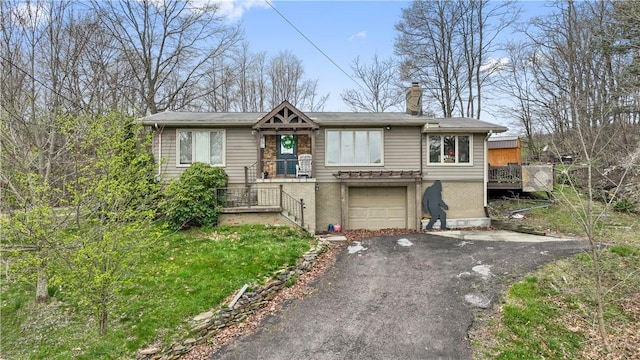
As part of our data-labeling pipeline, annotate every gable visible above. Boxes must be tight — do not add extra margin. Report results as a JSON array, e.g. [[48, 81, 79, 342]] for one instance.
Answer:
[[253, 100, 319, 130]]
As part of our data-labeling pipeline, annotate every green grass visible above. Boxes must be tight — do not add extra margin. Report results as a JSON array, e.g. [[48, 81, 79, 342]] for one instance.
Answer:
[[490, 276, 585, 359], [477, 246, 640, 359], [0, 224, 314, 359], [476, 188, 640, 359], [489, 186, 640, 243]]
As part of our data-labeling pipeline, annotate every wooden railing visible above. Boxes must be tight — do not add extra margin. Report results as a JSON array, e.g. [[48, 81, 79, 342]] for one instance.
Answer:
[[488, 165, 522, 189]]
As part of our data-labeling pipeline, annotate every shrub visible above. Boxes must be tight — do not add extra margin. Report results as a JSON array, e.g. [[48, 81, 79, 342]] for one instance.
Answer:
[[612, 198, 634, 213], [161, 163, 228, 230], [556, 170, 579, 187]]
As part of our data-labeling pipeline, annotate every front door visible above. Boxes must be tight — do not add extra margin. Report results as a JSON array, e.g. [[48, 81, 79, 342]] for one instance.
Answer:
[[277, 135, 297, 176]]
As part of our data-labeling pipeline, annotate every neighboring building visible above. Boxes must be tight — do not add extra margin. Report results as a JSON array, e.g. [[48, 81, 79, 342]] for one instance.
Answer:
[[487, 137, 554, 194], [140, 84, 507, 233], [488, 136, 521, 166]]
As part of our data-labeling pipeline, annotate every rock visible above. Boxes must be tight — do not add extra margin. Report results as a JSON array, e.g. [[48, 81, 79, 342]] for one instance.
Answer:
[[192, 310, 213, 322], [138, 346, 161, 355]]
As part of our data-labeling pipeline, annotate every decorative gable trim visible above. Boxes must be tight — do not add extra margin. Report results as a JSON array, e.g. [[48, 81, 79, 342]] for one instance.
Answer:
[[253, 100, 319, 130]]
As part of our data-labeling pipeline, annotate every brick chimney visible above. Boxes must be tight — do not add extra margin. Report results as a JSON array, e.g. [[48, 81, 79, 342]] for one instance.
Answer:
[[406, 82, 423, 115]]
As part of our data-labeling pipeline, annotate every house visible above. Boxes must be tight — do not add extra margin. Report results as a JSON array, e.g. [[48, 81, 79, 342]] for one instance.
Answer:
[[140, 84, 507, 233]]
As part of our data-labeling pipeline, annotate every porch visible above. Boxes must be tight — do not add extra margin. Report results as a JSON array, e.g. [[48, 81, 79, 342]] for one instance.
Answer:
[[215, 181, 316, 233], [251, 100, 319, 181]]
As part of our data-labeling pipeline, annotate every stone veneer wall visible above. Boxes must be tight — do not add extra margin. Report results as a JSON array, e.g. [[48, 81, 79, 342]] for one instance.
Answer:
[[262, 135, 311, 178], [136, 241, 330, 360]]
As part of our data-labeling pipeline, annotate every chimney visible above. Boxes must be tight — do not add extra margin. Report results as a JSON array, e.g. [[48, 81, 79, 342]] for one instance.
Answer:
[[406, 82, 423, 116]]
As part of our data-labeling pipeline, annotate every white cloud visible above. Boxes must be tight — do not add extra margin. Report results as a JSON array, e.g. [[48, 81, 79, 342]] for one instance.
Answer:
[[479, 57, 510, 73], [348, 30, 367, 42], [6, 2, 50, 29], [215, 0, 270, 22]]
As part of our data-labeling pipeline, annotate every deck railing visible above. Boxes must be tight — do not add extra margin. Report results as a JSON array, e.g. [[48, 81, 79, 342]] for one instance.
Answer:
[[488, 165, 522, 184], [216, 185, 305, 228]]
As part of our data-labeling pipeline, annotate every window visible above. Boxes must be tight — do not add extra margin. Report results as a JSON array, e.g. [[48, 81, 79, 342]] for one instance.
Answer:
[[326, 129, 383, 165], [177, 129, 225, 166], [428, 135, 471, 164]]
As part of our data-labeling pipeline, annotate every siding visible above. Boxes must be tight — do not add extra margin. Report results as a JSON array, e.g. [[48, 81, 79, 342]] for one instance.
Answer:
[[314, 126, 423, 182], [422, 133, 486, 181], [155, 127, 257, 184], [224, 128, 258, 183], [155, 126, 488, 183]]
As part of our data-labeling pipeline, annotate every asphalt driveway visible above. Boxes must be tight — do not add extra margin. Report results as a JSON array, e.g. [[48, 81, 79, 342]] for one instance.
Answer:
[[211, 232, 588, 360]]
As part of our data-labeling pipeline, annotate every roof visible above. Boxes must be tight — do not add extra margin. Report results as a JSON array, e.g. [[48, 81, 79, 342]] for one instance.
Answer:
[[488, 136, 520, 149], [421, 117, 508, 134], [139, 111, 508, 133]]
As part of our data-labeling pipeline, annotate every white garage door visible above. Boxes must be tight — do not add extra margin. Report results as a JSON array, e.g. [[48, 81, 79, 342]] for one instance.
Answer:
[[348, 187, 407, 230]]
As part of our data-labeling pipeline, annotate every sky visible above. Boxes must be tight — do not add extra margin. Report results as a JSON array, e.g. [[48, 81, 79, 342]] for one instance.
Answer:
[[217, 0, 554, 130], [221, 0, 411, 110]]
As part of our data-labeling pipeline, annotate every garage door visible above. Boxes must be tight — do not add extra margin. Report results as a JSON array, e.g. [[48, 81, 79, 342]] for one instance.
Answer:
[[348, 187, 407, 230]]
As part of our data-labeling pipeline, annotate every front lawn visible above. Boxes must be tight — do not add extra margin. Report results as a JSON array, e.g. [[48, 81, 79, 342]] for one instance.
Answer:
[[0, 224, 315, 359]]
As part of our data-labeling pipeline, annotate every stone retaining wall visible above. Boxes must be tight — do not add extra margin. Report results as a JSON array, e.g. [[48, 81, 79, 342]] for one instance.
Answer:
[[136, 241, 330, 360]]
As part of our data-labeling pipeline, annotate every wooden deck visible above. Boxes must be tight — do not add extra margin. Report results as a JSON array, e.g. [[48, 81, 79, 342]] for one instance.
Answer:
[[488, 165, 522, 190]]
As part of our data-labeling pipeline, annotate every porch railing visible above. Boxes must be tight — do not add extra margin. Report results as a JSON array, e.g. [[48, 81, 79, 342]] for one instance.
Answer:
[[216, 187, 280, 208], [245, 162, 258, 186], [245, 159, 315, 181], [215, 185, 305, 228], [280, 187, 305, 228], [259, 159, 302, 178]]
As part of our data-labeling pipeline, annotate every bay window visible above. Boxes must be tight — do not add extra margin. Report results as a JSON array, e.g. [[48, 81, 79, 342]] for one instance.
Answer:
[[177, 129, 225, 166]]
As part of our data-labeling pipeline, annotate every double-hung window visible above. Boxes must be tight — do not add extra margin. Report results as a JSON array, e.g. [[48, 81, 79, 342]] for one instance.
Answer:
[[326, 129, 383, 166], [428, 135, 471, 164], [177, 129, 225, 166]]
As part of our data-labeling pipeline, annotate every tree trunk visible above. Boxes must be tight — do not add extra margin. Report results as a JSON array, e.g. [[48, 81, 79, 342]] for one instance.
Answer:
[[36, 265, 49, 303], [587, 165, 610, 350]]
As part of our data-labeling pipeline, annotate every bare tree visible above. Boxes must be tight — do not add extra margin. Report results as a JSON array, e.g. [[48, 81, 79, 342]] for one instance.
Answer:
[[91, 0, 242, 115], [266, 50, 328, 111], [494, 43, 546, 160], [525, 0, 636, 153], [522, 0, 640, 348], [395, 0, 517, 118], [340, 54, 404, 112]]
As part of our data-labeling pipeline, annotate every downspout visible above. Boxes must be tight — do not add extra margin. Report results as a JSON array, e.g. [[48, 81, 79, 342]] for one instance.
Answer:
[[418, 130, 424, 230], [483, 130, 493, 217], [419, 129, 424, 177], [155, 123, 162, 182]]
